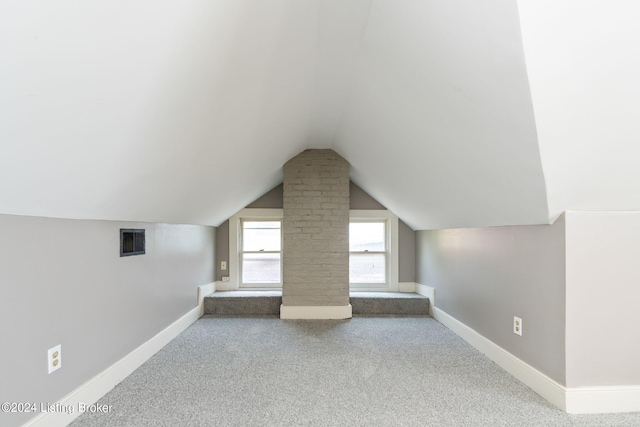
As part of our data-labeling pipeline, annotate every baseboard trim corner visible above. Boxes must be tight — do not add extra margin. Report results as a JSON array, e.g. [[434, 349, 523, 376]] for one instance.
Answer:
[[198, 282, 216, 317], [23, 305, 202, 427], [215, 280, 235, 291], [414, 283, 435, 316], [431, 306, 566, 412], [398, 282, 417, 293], [280, 304, 352, 320], [565, 386, 640, 414]]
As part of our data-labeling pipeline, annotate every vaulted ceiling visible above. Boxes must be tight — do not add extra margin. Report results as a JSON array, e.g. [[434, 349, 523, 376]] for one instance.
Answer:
[[2, 1, 639, 230]]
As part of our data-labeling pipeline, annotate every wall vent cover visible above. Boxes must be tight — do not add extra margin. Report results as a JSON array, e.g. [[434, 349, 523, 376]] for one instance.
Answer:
[[120, 229, 145, 257]]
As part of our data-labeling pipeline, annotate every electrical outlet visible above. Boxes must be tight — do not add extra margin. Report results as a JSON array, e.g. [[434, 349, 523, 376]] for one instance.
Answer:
[[222, 276, 230, 282], [221, 261, 227, 271], [513, 317, 522, 336], [48, 345, 61, 374]]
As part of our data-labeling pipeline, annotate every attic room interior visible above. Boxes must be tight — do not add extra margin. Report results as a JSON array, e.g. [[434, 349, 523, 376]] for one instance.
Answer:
[[1, 0, 639, 426]]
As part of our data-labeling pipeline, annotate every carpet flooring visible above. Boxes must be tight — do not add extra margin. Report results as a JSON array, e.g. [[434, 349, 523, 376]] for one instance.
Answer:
[[71, 316, 640, 426], [204, 292, 430, 316]]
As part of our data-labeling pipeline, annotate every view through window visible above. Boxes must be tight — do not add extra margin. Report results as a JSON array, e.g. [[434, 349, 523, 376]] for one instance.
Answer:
[[349, 221, 387, 284], [241, 220, 282, 285]]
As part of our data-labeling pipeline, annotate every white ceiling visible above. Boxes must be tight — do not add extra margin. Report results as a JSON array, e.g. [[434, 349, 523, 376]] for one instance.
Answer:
[[332, 0, 548, 229], [518, 0, 640, 222], [1, 1, 637, 230]]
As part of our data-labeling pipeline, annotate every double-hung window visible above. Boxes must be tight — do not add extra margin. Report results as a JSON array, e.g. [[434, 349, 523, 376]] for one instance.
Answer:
[[240, 219, 282, 287], [349, 221, 387, 284], [349, 210, 399, 291]]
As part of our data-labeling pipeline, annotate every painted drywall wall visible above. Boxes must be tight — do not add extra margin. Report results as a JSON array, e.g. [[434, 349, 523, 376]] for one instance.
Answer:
[[0, 214, 215, 426], [246, 184, 284, 209], [215, 220, 230, 282], [565, 211, 640, 387], [399, 220, 415, 283], [350, 181, 385, 210], [334, 0, 548, 230], [518, 1, 640, 220], [416, 217, 566, 384]]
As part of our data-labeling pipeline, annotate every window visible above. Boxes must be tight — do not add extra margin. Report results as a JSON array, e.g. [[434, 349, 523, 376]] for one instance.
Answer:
[[227, 208, 395, 292], [349, 210, 399, 291], [120, 229, 145, 257], [228, 209, 284, 289], [240, 220, 282, 285], [349, 221, 386, 284]]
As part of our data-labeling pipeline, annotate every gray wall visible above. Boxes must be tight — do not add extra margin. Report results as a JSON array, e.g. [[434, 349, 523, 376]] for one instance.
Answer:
[[246, 184, 284, 208], [565, 212, 640, 387], [216, 181, 417, 284], [416, 216, 566, 384], [0, 214, 215, 426], [350, 181, 386, 210], [399, 220, 415, 283], [215, 220, 230, 281]]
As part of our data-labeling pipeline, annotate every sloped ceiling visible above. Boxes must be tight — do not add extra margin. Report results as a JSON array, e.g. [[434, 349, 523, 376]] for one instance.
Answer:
[[1, 0, 316, 225], [518, 0, 640, 222], [1, 0, 553, 230], [331, 0, 548, 229]]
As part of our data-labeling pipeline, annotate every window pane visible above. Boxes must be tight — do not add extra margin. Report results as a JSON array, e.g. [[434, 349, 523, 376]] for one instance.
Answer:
[[350, 253, 386, 283], [242, 253, 281, 284], [243, 221, 281, 251], [349, 222, 385, 252]]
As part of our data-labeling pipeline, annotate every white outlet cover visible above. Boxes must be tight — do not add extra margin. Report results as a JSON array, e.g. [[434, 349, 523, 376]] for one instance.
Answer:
[[221, 261, 227, 271], [513, 317, 523, 336], [48, 344, 62, 374]]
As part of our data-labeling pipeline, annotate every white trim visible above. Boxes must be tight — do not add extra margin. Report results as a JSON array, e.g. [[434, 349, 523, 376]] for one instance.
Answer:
[[431, 306, 567, 412], [215, 280, 235, 291], [349, 210, 399, 292], [421, 285, 640, 414], [398, 281, 417, 293], [348, 285, 390, 292], [565, 386, 640, 414], [229, 208, 284, 290], [197, 282, 216, 317], [229, 212, 239, 290], [23, 283, 212, 427], [228, 287, 282, 292], [23, 306, 203, 427], [414, 283, 435, 316], [280, 304, 352, 319]]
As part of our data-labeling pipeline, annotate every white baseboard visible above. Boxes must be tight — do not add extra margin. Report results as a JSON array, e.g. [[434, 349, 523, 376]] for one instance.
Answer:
[[215, 280, 235, 291], [280, 304, 352, 319], [198, 282, 216, 317], [565, 386, 640, 414], [24, 283, 213, 427], [414, 283, 435, 316], [431, 306, 567, 412], [398, 282, 417, 293], [431, 305, 640, 414]]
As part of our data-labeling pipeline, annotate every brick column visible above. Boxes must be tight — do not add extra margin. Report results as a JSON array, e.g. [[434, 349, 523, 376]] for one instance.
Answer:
[[281, 149, 351, 319]]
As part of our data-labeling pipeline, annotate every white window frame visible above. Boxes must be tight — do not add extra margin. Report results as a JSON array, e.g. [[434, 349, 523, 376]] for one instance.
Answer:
[[349, 210, 399, 292], [227, 208, 397, 292], [229, 208, 284, 290]]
